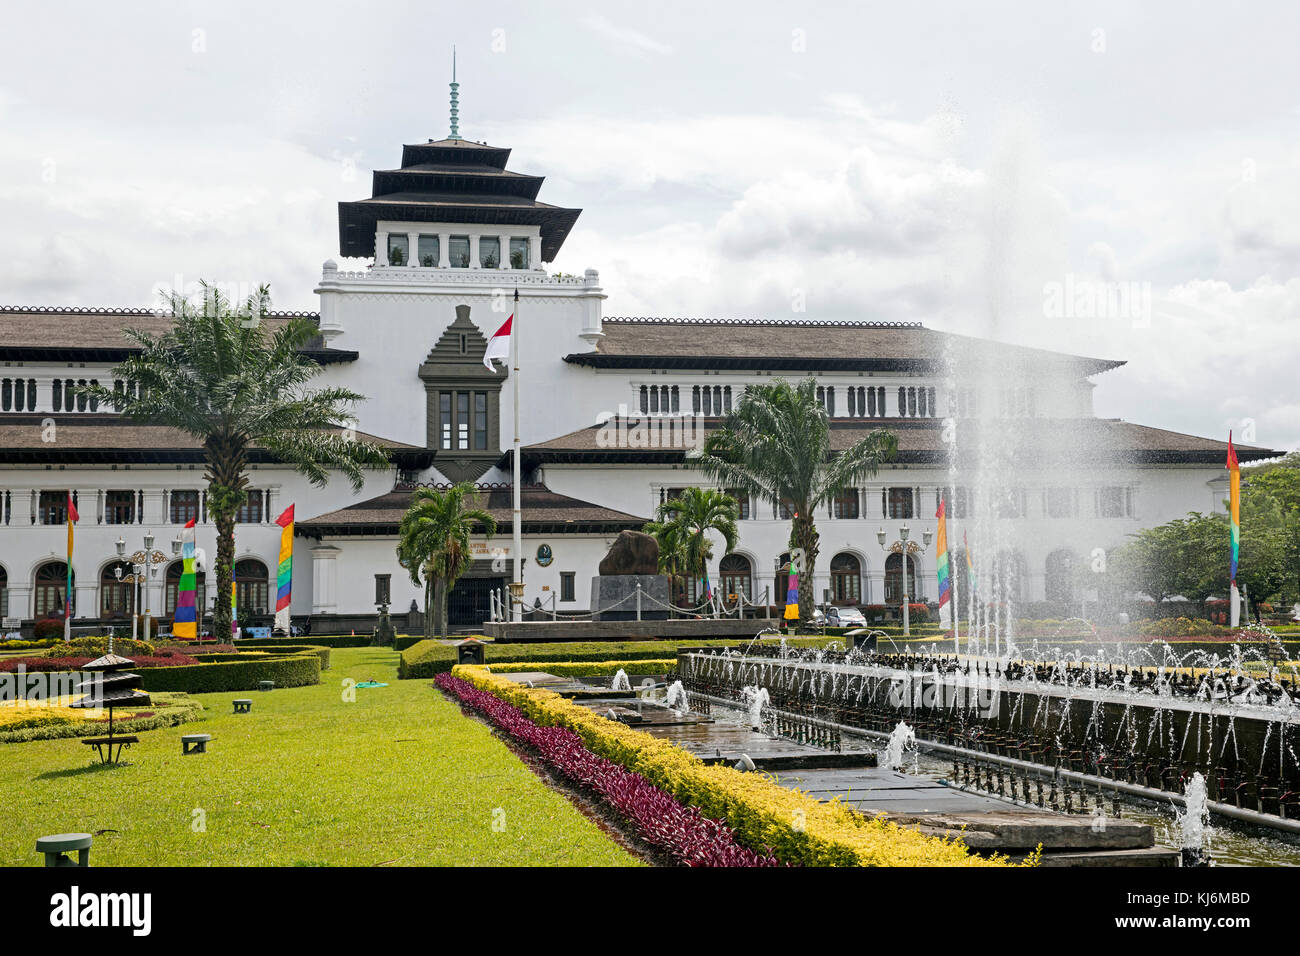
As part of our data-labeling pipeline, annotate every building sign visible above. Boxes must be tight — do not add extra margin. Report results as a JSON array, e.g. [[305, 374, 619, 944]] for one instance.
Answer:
[[535, 543, 553, 567]]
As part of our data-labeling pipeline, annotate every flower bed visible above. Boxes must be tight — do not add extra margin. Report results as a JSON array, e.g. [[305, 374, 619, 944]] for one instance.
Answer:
[[436, 673, 778, 866], [450, 664, 1008, 867], [0, 691, 203, 743]]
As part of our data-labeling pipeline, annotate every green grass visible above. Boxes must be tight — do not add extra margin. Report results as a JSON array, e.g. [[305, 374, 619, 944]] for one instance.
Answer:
[[0, 647, 636, 867]]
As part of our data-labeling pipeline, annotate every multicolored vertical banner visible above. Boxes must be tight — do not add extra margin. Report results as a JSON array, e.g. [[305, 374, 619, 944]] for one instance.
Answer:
[[173, 519, 198, 640], [231, 580, 238, 639], [935, 500, 951, 611], [274, 504, 294, 632], [783, 558, 800, 621], [1227, 432, 1240, 586], [64, 492, 79, 636]]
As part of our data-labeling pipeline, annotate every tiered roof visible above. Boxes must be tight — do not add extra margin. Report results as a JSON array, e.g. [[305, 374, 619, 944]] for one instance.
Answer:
[[337, 138, 581, 262]]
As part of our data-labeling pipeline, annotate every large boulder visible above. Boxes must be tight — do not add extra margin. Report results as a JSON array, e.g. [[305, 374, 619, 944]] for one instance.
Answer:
[[598, 530, 659, 576]]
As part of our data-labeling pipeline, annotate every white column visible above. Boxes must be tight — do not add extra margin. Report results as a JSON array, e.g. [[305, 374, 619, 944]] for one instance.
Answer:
[[375, 231, 389, 267], [311, 545, 340, 614], [529, 235, 542, 270], [498, 233, 510, 269], [469, 234, 481, 269], [11, 488, 33, 526], [141, 489, 165, 525], [438, 232, 450, 268], [407, 231, 420, 267]]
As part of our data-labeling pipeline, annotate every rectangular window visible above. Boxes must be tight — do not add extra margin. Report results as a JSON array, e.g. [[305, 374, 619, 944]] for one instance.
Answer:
[[474, 392, 488, 450], [726, 489, 750, 520], [457, 391, 469, 450], [560, 572, 575, 603], [375, 574, 391, 606], [886, 487, 913, 520], [440, 392, 452, 449], [418, 234, 440, 267], [509, 237, 530, 269], [171, 490, 200, 524], [1098, 486, 1129, 518], [994, 487, 1026, 519], [104, 489, 136, 525], [1045, 487, 1075, 519], [833, 489, 859, 519], [386, 234, 408, 266], [38, 490, 69, 525], [479, 236, 500, 268], [236, 492, 263, 524], [449, 235, 471, 268]]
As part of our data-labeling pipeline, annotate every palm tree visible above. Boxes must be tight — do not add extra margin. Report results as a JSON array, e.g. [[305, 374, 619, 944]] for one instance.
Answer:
[[651, 487, 739, 607], [643, 515, 692, 606], [80, 283, 390, 639], [696, 377, 897, 622], [397, 483, 497, 638]]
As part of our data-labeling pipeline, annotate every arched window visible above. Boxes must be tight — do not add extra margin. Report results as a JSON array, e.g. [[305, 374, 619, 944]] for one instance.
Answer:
[[996, 551, 1028, 602], [1045, 549, 1075, 605], [830, 552, 861, 604], [166, 560, 207, 618], [719, 553, 752, 602], [34, 561, 72, 618], [0, 565, 7, 618], [235, 559, 270, 616], [883, 552, 916, 606], [100, 561, 135, 618], [774, 551, 792, 608]]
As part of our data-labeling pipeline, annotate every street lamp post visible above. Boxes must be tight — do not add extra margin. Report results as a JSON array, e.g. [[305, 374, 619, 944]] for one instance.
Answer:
[[116, 533, 179, 644], [877, 524, 933, 636]]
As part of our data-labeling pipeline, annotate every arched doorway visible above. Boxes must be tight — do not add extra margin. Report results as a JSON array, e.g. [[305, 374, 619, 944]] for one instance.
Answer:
[[774, 551, 792, 608], [235, 559, 270, 617], [165, 560, 207, 620], [830, 553, 862, 604], [100, 561, 135, 619], [719, 554, 752, 603], [1045, 549, 1075, 605], [34, 561, 72, 618], [883, 552, 916, 606]]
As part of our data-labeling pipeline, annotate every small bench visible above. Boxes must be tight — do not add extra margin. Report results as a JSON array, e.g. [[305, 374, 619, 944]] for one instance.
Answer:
[[182, 733, 212, 755], [81, 735, 139, 764], [36, 833, 92, 867], [258, 680, 274, 691], [233, 699, 252, 714]]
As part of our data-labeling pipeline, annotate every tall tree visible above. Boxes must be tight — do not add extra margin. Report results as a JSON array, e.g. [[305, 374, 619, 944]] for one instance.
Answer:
[[648, 488, 739, 606], [80, 283, 389, 638], [397, 483, 497, 637], [643, 516, 691, 606], [695, 378, 896, 621]]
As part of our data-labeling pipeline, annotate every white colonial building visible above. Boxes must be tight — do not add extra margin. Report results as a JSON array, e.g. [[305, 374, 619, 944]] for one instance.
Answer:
[[0, 120, 1280, 634]]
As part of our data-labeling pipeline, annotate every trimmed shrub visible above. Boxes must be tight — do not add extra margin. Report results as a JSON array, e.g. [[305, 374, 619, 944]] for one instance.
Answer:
[[43, 636, 157, 658], [0, 652, 197, 672], [398, 636, 850, 680], [236, 635, 369, 649], [32, 618, 64, 640], [0, 692, 203, 743], [138, 652, 321, 693], [486, 659, 677, 677], [450, 664, 1009, 867]]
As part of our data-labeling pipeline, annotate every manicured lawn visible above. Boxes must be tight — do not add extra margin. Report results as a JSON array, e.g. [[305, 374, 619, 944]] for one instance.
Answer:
[[0, 647, 636, 867]]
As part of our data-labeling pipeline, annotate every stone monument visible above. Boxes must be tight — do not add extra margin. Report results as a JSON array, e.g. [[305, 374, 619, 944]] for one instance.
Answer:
[[591, 530, 671, 621]]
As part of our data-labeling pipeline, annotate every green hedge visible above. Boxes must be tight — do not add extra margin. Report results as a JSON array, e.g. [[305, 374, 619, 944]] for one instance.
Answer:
[[236, 635, 368, 649], [224, 644, 331, 670], [138, 652, 321, 693], [0, 692, 204, 743], [398, 636, 846, 680]]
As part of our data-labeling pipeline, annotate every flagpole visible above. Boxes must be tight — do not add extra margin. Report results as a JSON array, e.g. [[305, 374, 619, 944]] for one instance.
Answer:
[[511, 287, 522, 622]]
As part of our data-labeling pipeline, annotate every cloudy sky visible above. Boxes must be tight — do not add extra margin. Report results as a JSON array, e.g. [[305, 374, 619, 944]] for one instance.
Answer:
[[2, 1, 1298, 451]]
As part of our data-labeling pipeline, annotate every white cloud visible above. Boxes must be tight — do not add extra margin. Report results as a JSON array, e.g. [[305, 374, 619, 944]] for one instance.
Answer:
[[580, 15, 673, 58]]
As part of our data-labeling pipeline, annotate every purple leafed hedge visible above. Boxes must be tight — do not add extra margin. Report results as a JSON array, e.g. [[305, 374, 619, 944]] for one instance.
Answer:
[[435, 673, 781, 867]]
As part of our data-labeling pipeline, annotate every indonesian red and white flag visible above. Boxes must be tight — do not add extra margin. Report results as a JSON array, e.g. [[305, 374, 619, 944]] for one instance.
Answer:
[[483, 314, 512, 370]]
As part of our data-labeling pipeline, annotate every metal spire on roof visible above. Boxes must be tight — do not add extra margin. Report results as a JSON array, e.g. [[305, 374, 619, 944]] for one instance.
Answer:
[[448, 46, 461, 140]]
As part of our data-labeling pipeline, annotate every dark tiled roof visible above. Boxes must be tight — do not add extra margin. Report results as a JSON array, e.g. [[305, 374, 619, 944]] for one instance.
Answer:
[[0, 306, 356, 364], [565, 318, 1125, 375], [0, 415, 431, 467], [297, 484, 646, 536], [518, 416, 1282, 466]]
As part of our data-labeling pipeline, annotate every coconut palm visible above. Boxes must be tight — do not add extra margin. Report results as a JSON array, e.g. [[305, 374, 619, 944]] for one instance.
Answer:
[[695, 377, 897, 622], [79, 283, 390, 639], [397, 483, 497, 638], [652, 487, 739, 606]]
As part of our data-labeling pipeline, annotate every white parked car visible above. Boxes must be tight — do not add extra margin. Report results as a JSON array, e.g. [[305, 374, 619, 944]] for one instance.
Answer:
[[822, 606, 868, 628]]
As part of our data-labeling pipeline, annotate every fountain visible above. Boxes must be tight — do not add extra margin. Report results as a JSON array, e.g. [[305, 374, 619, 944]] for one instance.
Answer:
[[742, 685, 770, 732], [664, 679, 688, 711], [1180, 772, 1211, 867], [611, 669, 631, 692], [881, 720, 917, 772]]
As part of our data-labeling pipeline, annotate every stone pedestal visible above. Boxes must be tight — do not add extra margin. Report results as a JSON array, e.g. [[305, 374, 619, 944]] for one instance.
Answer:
[[590, 575, 670, 621]]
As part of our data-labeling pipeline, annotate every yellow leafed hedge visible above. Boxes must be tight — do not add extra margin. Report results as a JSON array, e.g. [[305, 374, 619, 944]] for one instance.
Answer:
[[452, 664, 1015, 867]]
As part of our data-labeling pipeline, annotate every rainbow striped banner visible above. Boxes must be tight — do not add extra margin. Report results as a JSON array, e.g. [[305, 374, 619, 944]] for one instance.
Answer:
[[1227, 432, 1240, 585], [274, 505, 294, 627], [231, 580, 238, 638], [935, 499, 951, 610], [783, 559, 800, 621], [173, 518, 198, 640]]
